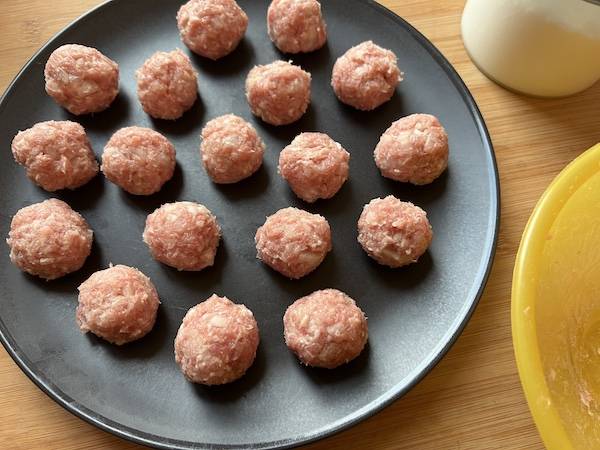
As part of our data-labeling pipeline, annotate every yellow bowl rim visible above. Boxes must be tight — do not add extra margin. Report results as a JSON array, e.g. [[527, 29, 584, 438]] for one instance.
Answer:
[[512, 143, 600, 450]]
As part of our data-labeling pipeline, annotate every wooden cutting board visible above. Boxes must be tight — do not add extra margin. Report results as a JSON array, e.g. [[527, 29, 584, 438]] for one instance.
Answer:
[[2, 1, 599, 448]]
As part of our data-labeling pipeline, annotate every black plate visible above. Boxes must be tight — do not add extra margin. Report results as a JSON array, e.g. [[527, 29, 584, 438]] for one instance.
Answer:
[[0, 1, 499, 448]]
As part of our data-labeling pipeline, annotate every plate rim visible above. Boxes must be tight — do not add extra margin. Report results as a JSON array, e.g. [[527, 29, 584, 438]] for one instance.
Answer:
[[0, 0, 500, 448]]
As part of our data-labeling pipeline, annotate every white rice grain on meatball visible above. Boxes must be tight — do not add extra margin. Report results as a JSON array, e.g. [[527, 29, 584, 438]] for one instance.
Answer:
[[331, 41, 401, 111], [177, 0, 248, 60], [200, 114, 265, 184], [143, 202, 221, 271], [102, 127, 176, 195], [245, 61, 311, 126], [284, 289, 368, 369], [374, 113, 449, 185], [255, 207, 331, 279], [357, 195, 432, 268], [278, 132, 349, 203], [77, 265, 160, 345], [11, 121, 98, 192], [44, 44, 119, 115], [6, 199, 93, 280], [267, 0, 327, 54], [174, 294, 259, 385], [136, 49, 198, 120]]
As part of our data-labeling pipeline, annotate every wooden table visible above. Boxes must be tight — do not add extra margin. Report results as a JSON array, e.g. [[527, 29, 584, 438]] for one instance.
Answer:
[[1, 1, 598, 448]]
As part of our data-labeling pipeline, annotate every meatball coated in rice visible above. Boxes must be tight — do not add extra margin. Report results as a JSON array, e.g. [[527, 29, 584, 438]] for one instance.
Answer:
[[331, 41, 401, 111], [177, 0, 248, 60], [101, 127, 176, 195], [278, 132, 349, 203], [6, 199, 93, 280], [245, 61, 311, 126], [174, 294, 259, 385], [143, 202, 221, 271], [11, 121, 98, 192], [255, 207, 331, 279], [357, 196, 432, 268], [284, 289, 368, 369], [374, 114, 449, 185], [44, 44, 119, 115], [200, 114, 265, 184], [136, 49, 198, 120], [76, 265, 159, 345], [267, 0, 327, 54]]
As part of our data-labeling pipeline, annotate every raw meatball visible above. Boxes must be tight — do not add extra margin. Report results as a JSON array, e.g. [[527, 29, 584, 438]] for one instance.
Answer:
[[44, 44, 119, 115], [278, 132, 349, 203], [374, 114, 449, 185], [331, 41, 401, 111], [245, 61, 311, 126], [200, 114, 265, 184], [102, 127, 176, 195], [174, 294, 259, 385], [177, 0, 248, 60], [284, 289, 368, 368], [11, 121, 98, 192], [6, 199, 93, 280], [357, 195, 432, 268], [136, 49, 198, 120], [255, 207, 331, 279], [143, 202, 221, 271], [76, 265, 159, 345], [267, 0, 327, 54]]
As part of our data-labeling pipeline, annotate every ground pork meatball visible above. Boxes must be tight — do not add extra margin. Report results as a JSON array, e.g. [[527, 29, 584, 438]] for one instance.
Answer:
[[101, 127, 176, 195], [11, 121, 98, 192], [76, 265, 160, 345], [177, 0, 248, 60], [374, 114, 449, 185], [200, 114, 265, 184], [278, 132, 349, 203], [331, 41, 402, 111], [136, 49, 198, 120], [267, 0, 327, 54], [245, 61, 311, 126], [143, 202, 221, 271], [255, 207, 331, 279], [6, 199, 93, 280], [174, 294, 259, 385], [357, 196, 432, 268], [44, 44, 119, 115], [284, 289, 368, 368]]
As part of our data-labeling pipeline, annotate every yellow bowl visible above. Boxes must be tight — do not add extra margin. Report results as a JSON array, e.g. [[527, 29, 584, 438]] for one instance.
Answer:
[[513, 143, 600, 450]]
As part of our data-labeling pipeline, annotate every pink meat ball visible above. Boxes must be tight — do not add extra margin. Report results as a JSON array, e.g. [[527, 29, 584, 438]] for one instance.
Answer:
[[44, 44, 119, 115], [174, 294, 259, 385], [6, 199, 93, 280], [255, 207, 331, 279], [136, 49, 198, 120], [246, 61, 311, 126], [374, 113, 449, 185], [357, 195, 432, 268], [101, 127, 176, 195], [284, 289, 368, 369], [143, 202, 221, 271], [331, 41, 402, 111], [267, 0, 327, 54], [11, 121, 98, 192], [200, 114, 265, 184], [278, 132, 349, 203], [177, 0, 248, 60], [76, 265, 160, 345]]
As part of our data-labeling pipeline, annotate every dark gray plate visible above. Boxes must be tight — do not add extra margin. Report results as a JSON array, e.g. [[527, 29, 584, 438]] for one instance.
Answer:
[[0, 1, 499, 448]]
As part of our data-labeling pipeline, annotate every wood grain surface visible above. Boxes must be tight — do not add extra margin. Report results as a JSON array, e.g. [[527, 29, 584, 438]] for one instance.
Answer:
[[1, 1, 599, 449]]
